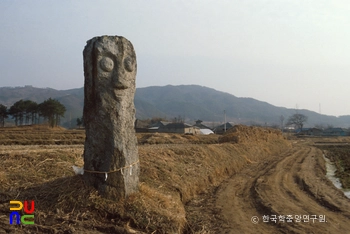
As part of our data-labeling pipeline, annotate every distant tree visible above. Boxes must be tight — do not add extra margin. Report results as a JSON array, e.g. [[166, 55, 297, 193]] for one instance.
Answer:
[[76, 117, 83, 128], [54, 102, 66, 127], [8, 100, 39, 126], [0, 104, 8, 127], [8, 105, 18, 126], [24, 100, 38, 125], [39, 98, 66, 127], [287, 113, 308, 130], [8, 100, 26, 126], [172, 115, 184, 123]]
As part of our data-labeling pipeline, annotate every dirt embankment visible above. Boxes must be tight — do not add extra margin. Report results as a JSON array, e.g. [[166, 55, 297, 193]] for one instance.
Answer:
[[186, 138, 350, 234], [218, 125, 285, 144], [0, 125, 290, 233]]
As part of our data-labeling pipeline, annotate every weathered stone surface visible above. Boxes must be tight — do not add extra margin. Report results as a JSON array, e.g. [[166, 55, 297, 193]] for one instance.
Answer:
[[83, 35, 139, 199]]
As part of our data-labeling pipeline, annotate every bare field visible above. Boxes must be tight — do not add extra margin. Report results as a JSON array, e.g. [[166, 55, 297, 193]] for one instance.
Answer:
[[0, 126, 349, 233]]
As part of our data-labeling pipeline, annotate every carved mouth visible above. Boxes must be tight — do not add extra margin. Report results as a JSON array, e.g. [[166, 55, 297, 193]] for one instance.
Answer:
[[115, 82, 128, 90]]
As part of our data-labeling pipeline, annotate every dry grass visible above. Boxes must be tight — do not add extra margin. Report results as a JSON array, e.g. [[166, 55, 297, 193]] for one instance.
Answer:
[[0, 125, 85, 145], [137, 132, 218, 145], [0, 125, 291, 233]]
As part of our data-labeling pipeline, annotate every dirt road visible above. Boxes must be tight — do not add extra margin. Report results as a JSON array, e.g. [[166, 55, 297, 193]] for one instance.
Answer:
[[186, 145, 350, 233]]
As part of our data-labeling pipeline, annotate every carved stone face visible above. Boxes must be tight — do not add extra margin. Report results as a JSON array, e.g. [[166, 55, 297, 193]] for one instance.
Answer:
[[83, 36, 139, 199], [91, 36, 137, 91]]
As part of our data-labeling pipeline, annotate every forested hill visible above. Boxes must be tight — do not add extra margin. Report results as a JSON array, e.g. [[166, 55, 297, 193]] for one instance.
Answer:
[[1, 85, 350, 128], [134, 85, 350, 127]]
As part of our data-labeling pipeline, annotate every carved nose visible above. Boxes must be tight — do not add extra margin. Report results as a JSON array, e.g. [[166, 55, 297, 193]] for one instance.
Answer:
[[113, 76, 128, 90]]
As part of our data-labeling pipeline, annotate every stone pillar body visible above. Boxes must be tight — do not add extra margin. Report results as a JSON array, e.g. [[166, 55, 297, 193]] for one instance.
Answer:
[[83, 36, 139, 199]]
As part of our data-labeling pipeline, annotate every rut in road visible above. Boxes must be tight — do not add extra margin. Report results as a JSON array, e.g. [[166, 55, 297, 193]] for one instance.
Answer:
[[187, 145, 350, 234]]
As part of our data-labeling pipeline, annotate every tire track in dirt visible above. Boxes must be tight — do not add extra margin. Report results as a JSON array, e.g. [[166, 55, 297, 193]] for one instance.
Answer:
[[187, 145, 350, 233]]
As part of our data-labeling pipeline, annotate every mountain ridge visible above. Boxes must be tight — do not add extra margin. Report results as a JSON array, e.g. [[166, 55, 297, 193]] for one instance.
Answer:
[[0, 85, 349, 128]]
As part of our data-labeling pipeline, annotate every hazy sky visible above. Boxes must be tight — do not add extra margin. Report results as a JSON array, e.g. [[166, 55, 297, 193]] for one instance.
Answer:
[[1, 0, 350, 116]]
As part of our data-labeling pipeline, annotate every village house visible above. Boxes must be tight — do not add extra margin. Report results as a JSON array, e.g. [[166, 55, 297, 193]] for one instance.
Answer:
[[296, 128, 323, 136], [322, 128, 349, 136], [134, 119, 150, 133], [193, 120, 211, 129], [158, 122, 201, 135], [147, 121, 172, 132], [193, 119, 214, 135], [146, 121, 202, 134], [213, 122, 234, 134]]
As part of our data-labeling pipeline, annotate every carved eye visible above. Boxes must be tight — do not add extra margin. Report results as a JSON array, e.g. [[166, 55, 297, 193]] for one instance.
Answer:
[[100, 57, 114, 72], [124, 57, 134, 72]]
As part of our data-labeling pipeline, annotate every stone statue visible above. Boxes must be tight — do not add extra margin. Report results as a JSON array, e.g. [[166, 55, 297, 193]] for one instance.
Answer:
[[83, 36, 139, 199]]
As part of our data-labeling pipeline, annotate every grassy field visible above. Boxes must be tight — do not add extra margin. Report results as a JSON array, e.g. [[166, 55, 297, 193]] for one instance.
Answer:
[[3, 125, 350, 233]]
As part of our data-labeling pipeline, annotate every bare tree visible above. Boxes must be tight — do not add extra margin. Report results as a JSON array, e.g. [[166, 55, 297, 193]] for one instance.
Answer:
[[287, 113, 308, 130]]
